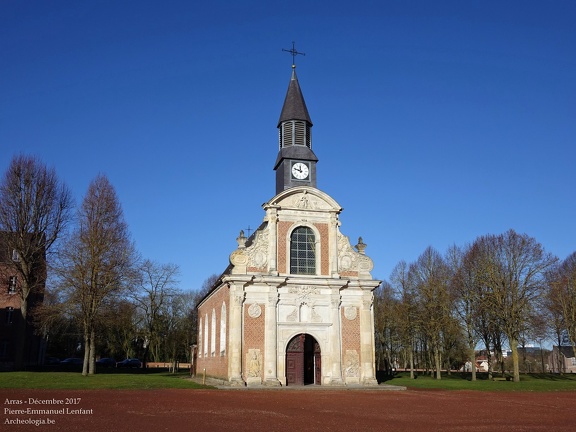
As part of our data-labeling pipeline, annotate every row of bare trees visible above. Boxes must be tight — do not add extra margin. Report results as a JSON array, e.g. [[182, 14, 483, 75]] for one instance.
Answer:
[[375, 230, 575, 382], [0, 155, 205, 374]]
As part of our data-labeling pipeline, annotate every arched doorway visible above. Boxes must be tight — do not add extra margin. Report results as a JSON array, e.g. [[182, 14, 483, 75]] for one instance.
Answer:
[[286, 334, 321, 386]]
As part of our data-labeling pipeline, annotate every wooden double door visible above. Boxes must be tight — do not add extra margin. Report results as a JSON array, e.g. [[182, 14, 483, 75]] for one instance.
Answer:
[[286, 334, 321, 386]]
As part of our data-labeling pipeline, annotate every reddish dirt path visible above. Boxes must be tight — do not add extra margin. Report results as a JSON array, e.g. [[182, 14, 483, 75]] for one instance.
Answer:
[[1, 388, 574, 431]]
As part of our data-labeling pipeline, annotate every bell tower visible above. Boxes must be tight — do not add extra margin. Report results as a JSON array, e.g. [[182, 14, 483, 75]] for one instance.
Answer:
[[273, 64, 318, 194]]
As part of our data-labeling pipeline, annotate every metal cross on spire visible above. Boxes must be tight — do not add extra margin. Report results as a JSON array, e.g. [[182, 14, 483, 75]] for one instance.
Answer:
[[282, 41, 305, 66]]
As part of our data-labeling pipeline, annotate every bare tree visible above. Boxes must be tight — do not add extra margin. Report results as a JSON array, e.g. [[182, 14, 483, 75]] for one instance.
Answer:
[[373, 281, 401, 376], [130, 259, 180, 367], [449, 244, 483, 380], [474, 230, 557, 382], [0, 155, 73, 368], [547, 252, 576, 357], [410, 247, 453, 379], [389, 260, 418, 378], [57, 175, 136, 375]]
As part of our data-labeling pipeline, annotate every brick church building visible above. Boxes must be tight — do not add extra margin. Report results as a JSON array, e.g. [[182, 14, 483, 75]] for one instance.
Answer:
[[196, 63, 380, 386]]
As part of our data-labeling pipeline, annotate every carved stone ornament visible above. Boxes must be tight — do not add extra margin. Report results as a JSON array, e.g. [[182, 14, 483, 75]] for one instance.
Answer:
[[289, 191, 331, 210], [248, 303, 262, 318], [233, 294, 244, 306], [288, 286, 319, 304], [344, 350, 360, 378], [246, 349, 262, 378], [337, 231, 374, 274], [311, 306, 322, 323], [230, 250, 248, 266], [244, 227, 269, 269], [344, 306, 357, 321]]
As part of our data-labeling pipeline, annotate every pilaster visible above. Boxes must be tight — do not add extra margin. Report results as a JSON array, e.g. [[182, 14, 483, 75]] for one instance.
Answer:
[[228, 286, 245, 386], [264, 289, 281, 385], [329, 292, 344, 385], [359, 293, 378, 386]]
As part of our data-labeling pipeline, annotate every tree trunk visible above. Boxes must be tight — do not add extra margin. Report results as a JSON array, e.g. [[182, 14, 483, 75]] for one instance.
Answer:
[[82, 331, 90, 376], [469, 344, 477, 381], [89, 329, 96, 375], [13, 295, 29, 370], [510, 337, 520, 382], [434, 348, 442, 380]]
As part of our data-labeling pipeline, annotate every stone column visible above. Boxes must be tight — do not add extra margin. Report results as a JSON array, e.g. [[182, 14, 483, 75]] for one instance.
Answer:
[[268, 208, 278, 274], [228, 285, 245, 386], [329, 214, 340, 277], [329, 293, 343, 385], [359, 293, 378, 386], [264, 289, 280, 386]]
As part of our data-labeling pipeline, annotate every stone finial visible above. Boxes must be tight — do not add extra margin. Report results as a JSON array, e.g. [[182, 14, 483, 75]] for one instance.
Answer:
[[236, 230, 247, 249], [355, 237, 367, 254]]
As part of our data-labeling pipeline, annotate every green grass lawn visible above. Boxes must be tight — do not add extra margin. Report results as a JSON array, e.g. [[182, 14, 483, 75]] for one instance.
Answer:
[[2, 370, 576, 391], [0, 370, 212, 390], [387, 371, 576, 391]]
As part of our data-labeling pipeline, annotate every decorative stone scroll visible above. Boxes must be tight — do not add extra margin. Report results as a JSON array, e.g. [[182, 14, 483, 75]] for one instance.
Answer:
[[244, 226, 269, 269], [337, 231, 374, 276], [286, 307, 298, 322]]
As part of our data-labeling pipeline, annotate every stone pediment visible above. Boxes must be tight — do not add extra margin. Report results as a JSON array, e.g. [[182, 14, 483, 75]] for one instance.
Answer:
[[264, 187, 342, 213]]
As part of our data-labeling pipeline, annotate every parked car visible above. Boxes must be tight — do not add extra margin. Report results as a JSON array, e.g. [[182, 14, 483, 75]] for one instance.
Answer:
[[96, 357, 116, 368], [44, 357, 60, 365], [60, 358, 83, 365], [116, 358, 141, 368]]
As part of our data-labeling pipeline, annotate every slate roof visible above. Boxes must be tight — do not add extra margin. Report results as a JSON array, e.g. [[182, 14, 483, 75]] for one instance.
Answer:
[[277, 66, 313, 127], [557, 345, 576, 358]]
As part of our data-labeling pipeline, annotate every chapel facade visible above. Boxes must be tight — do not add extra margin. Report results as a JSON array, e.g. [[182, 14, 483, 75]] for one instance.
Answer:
[[196, 64, 380, 386]]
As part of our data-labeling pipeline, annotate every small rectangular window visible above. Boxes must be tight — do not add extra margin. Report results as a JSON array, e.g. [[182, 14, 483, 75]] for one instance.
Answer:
[[0, 340, 8, 358], [12, 249, 20, 262], [8, 276, 17, 294], [6, 307, 14, 325]]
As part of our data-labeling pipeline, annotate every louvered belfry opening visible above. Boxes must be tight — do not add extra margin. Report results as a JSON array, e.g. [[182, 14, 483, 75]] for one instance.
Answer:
[[279, 120, 311, 149]]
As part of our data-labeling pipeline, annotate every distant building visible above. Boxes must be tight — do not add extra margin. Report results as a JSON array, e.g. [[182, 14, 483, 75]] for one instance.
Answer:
[[0, 232, 46, 370], [548, 346, 576, 373], [196, 64, 380, 386]]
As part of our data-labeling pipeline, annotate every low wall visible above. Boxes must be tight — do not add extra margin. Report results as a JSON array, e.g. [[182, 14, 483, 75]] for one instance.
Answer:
[[146, 362, 191, 369]]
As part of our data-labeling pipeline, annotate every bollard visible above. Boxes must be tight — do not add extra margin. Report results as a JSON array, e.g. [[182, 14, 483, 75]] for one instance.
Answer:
[[203, 368, 206, 385]]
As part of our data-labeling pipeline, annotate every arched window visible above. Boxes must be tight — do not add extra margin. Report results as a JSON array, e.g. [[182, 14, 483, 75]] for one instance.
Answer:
[[198, 317, 203, 358], [290, 226, 316, 275], [203, 313, 209, 357], [220, 302, 227, 356], [211, 309, 216, 356]]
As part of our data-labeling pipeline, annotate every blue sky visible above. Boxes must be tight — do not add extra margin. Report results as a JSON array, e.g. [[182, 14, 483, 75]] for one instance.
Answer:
[[2, 1, 575, 292]]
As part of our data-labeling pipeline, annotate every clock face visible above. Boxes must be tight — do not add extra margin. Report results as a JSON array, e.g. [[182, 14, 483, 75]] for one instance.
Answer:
[[291, 162, 309, 180]]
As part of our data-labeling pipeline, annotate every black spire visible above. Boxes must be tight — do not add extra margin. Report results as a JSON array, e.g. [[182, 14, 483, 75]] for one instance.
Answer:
[[277, 66, 313, 128]]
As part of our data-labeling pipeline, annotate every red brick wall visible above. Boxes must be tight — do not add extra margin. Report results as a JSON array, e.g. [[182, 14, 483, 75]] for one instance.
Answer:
[[196, 284, 229, 380], [243, 304, 265, 380], [316, 223, 329, 276], [277, 221, 293, 274], [341, 307, 360, 360]]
